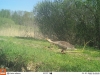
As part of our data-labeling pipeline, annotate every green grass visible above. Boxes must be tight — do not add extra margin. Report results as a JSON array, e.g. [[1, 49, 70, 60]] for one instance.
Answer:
[[0, 36, 100, 72]]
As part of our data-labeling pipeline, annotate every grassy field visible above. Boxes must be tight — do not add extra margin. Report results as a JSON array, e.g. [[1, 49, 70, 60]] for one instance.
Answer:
[[0, 36, 100, 72]]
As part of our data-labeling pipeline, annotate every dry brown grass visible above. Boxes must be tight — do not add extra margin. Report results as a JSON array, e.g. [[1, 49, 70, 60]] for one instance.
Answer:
[[0, 25, 43, 38]]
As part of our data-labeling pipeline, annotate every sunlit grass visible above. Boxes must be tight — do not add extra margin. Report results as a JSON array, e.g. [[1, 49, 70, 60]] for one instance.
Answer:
[[0, 25, 34, 37], [0, 36, 100, 72]]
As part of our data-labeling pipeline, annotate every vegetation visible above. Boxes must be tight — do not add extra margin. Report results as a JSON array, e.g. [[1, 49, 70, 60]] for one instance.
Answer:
[[0, 9, 34, 25], [0, 0, 100, 72], [0, 9, 41, 38], [34, 0, 100, 49], [0, 36, 100, 72]]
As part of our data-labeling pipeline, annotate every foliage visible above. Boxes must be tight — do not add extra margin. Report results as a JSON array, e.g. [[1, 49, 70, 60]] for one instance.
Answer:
[[0, 9, 34, 26], [0, 17, 15, 26], [34, 0, 100, 49], [0, 9, 11, 18]]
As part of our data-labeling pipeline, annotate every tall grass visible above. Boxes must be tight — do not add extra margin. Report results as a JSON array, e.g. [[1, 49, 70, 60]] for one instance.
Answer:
[[0, 25, 35, 37]]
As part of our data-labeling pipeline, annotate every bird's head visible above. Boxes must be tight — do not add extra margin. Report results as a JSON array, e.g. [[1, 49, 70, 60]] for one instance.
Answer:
[[45, 38, 52, 43]]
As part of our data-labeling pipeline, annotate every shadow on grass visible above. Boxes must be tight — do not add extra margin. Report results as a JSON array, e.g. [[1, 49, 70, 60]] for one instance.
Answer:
[[15, 36, 46, 42], [0, 49, 31, 72], [15, 36, 36, 40]]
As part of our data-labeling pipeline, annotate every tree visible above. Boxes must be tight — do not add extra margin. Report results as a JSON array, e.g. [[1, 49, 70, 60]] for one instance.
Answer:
[[0, 9, 11, 18], [34, 0, 77, 42], [11, 11, 22, 25], [84, 0, 100, 49]]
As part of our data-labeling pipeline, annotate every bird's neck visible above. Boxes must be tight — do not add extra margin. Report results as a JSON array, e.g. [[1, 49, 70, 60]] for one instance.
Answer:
[[47, 39, 53, 43]]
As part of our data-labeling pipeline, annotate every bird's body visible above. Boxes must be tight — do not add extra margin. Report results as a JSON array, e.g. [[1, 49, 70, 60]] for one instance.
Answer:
[[47, 38, 75, 53]]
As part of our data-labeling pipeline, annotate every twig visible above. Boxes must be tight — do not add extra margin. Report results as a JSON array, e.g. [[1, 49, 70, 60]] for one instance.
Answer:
[[83, 40, 92, 50]]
